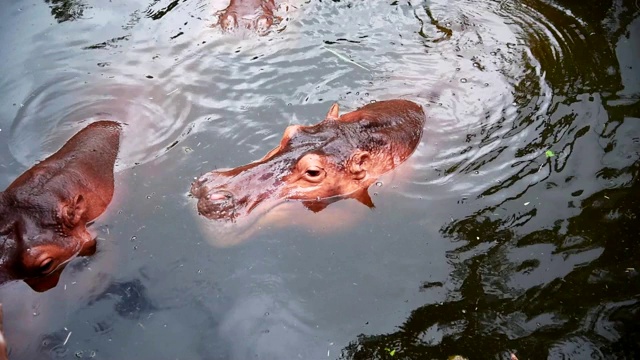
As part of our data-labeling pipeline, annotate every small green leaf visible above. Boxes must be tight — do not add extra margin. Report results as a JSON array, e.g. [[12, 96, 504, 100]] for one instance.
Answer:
[[545, 150, 555, 158], [390, 349, 396, 356]]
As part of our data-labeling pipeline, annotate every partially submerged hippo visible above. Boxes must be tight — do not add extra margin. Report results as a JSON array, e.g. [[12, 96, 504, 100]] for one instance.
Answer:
[[0, 121, 120, 292], [215, 0, 280, 33], [191, 99, 425, 222], [0, 304, 6, 360]]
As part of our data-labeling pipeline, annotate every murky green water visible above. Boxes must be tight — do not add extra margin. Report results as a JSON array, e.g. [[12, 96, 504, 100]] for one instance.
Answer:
[[0, 0, 638, 359]]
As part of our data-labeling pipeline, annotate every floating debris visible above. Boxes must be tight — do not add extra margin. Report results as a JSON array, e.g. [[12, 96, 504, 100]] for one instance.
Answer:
[[545, 150, 555, 158], [322, 46, 370, 71]]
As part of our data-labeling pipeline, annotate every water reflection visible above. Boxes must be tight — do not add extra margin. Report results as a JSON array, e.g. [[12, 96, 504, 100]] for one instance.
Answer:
[[341, 159, 640, 358], [43, 0, 88, 23]]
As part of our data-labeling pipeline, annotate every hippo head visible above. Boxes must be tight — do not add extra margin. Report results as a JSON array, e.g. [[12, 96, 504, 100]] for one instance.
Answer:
[[215, 0, 279, 34], [0, 179, 96, 292], [0, 121, 119, 292], [191, 100, 425, 222]]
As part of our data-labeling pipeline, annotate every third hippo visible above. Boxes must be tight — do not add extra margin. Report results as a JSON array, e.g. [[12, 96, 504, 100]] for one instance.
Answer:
[[191, 99, 426, 222]]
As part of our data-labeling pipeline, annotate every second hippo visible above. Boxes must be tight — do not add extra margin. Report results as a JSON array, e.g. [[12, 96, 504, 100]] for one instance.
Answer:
[[191, 99, 425, 222], [0, 121, 120, 292]]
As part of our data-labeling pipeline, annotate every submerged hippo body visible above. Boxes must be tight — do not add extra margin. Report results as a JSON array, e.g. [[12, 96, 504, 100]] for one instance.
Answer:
[[191, 99, 425, 222], [0, 121, 120, 292], [216, 0, 279, 33]]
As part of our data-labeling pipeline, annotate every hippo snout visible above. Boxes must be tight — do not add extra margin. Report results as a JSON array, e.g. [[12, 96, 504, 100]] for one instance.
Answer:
[[190, 179, 237, 221]]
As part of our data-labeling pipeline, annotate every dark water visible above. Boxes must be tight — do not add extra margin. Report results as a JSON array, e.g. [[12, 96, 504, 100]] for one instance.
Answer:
[[0, 0, 639, 359]]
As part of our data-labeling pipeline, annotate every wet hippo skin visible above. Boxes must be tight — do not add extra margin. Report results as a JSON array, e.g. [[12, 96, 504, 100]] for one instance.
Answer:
[[0, 304, 6, 360], [215, 0, 280, 33], [0, 121, 120, 293], [191, 99, 426, 222]]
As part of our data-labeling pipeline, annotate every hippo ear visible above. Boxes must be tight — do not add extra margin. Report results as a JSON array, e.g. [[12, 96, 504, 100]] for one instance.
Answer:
[[62, 194, 86, 228], [348, 151, 371, 180], [325, 103, 340, 122]]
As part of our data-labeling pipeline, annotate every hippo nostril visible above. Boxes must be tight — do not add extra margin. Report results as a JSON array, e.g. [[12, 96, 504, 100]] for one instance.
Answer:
[[208, 190, 233, 202]]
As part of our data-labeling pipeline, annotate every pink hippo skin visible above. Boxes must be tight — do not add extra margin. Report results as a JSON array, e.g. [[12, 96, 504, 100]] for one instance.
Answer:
[[215, 0, 281, 33], [190, 99, 425, 225], [0, 121, 120, 293]]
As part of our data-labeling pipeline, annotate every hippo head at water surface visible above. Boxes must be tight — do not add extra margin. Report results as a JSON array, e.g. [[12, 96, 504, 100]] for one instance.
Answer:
[[191, 99, 426, 222], [215, 0, 280, 33], [0, 121, 120, 292]]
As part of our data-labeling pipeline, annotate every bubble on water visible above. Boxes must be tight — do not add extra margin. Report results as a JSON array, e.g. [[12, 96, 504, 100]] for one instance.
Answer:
[[473, 62, 481, 68], [484, 83, 490, 87], [375, 181, 383, 187], [490, 51, 497, 56], [373, 192, 379, 196], [130, 236, 137, 242], [460, 78, 468, 83]]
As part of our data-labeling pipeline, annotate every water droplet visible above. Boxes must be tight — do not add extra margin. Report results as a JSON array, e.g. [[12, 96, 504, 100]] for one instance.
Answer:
[[474, 171, 479, 174], [490, 51, 497, 56], [460, 78, 468, 83], [473, 62, 480, 68], [146, 195, 152, 199], [375, 181, 383, 187]]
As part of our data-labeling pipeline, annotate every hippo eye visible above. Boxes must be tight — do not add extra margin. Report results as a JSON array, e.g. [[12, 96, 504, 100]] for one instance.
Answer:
[[306, 169, 321, 177], [303, 167, 325, 183], [38, 258, 54, 274]]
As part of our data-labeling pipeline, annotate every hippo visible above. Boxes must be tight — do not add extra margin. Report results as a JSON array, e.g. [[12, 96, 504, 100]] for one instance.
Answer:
[[0, 304, 6, 360], [191, 99, 425, 223], [215, 0, 280, 33], [0, 121, 120, 292]]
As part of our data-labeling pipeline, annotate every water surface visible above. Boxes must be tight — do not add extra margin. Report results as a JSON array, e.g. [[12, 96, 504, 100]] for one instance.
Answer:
[[0, 0, 639, 359]]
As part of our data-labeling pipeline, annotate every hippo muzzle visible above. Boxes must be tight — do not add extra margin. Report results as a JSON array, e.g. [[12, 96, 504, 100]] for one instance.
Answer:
[[191, 180, 238, 221]]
